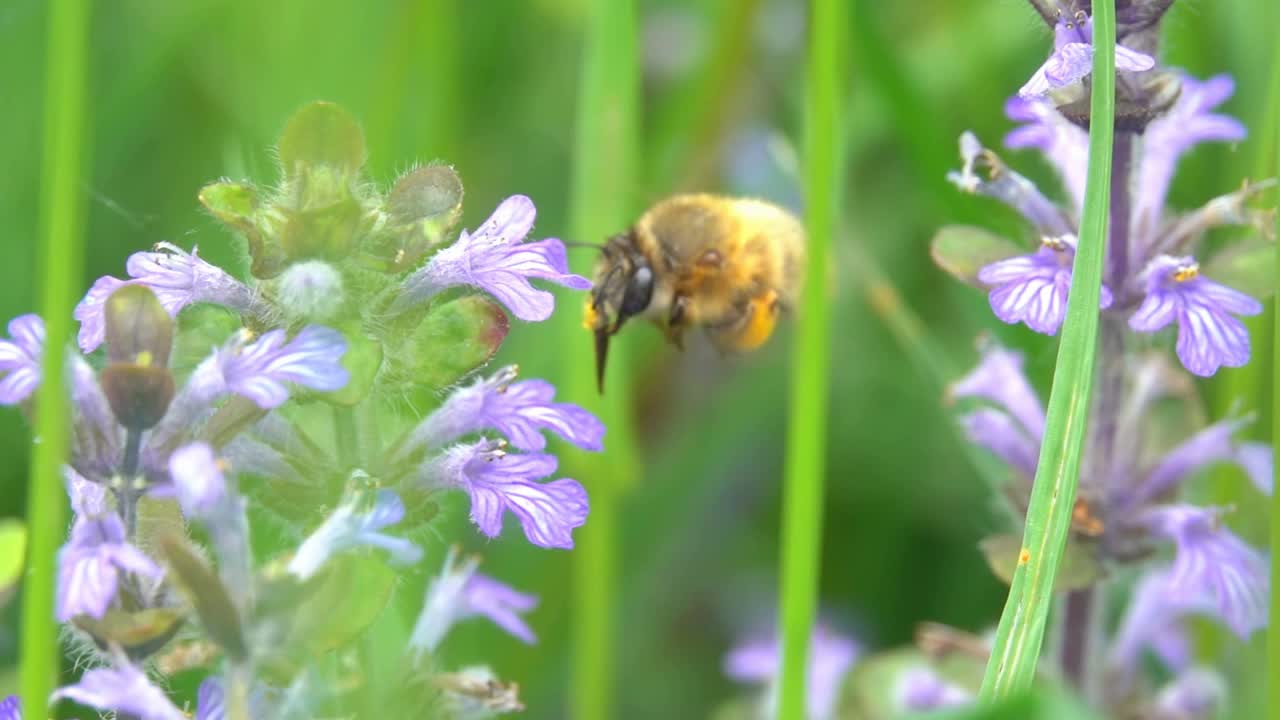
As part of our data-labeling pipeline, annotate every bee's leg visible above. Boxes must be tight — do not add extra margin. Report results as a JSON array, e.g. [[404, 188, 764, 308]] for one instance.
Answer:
[[665, 294, 689, 350], [709, 288, 780, 352]]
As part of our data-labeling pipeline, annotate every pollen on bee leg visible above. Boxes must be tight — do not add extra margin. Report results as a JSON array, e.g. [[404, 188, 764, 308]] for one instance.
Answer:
[[582, 301, 600, 330], [729, 289, 780, 351]]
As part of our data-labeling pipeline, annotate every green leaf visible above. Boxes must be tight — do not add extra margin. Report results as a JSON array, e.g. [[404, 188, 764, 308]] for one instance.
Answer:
[[199, 180, 287, 279], [1204, 240, 1276, 300], [930, 225, 1025, 288], [328, 329, 383, 406], [158, 533, 248, 661], [0, 520, 27, 608], [383, 295, 509, 392], [979, 0, 1116, 700], [979, 534, 1102, 592], [277, 101, 367, 175], [292, 554, 398, 655]]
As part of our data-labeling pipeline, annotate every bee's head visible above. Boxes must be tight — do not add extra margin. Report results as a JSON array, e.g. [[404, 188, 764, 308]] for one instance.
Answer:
[[585, 234, 654, 392]]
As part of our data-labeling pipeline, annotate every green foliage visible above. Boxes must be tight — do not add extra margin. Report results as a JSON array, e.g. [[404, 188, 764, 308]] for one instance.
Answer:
[[930, 226, 1025, 289], [978, 534, 1101, 593], [0, 520, 26, 607], [1204, 239, 1276, 300]]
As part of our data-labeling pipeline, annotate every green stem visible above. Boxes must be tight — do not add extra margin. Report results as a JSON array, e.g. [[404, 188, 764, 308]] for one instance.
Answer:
[[564, 0, 640, 718], [22, 0, 91, 712], [978, 0, 1116, 700], [776, 0, 842, 716], [333, 405, 358, 471], [1268, 4, 1280, 716]]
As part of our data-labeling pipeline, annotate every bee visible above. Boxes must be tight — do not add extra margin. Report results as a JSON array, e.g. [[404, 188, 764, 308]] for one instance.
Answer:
[[585, 194, 806, 391]]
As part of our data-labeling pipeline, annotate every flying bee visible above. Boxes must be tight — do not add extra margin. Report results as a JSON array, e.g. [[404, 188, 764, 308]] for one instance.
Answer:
[[585, 194, 806, 391]]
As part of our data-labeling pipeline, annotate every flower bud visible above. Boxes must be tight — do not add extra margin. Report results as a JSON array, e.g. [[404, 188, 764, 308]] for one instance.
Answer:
[[388, 165, 463, 227], [100, 286, 175, 430], [277, 260, 345, 323], [277, 101, 366, 177]]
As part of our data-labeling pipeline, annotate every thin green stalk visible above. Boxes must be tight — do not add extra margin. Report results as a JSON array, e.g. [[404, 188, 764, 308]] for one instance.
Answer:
[[22, 0, 90, 713], [978, 0, 1116, 700], [1268, 8, 1280, 718], [564, 1, 640, 718], [776, 0, 842, 716]]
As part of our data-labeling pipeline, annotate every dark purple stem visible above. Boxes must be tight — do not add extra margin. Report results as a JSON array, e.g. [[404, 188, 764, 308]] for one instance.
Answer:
[[1106, 131, 1134, 295], [1059, 587, 1094, 689]]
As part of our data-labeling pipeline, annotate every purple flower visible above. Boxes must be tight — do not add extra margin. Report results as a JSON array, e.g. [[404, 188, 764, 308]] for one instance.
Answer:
[[169, 442, 230, 518], [1144, 505, 1268, 638], [409, 547, 538, 654], [724, 624, 859, 720], [74, 243, 254, 353], [1109, 567, 1213, 680], [53, 661, 185, 720], [949, 342, 1045, 439], [1005, 96, 1088, 211], [1153, 668, 1225, 719], [395, 195, 592, 321], [196, 678, 225, 720], [193, 326, 350, 408], [57, 509, 163, 621], [894, 668, 973, 712], [961, 408, 1039, 476], [1017, 14, 1154, 98], [0, 696, 17, 720], [1128, 417, 1268, 509], [425, 439, 589, 549], [288, 488, 423, 579], [947, 132, 1073, 237], [404, 366, 604, 456], [977, 235, 1113, 335], [1129, 255, 1262, 377], [1134, 75, 1247, 244], [0, 314, 44, 405]]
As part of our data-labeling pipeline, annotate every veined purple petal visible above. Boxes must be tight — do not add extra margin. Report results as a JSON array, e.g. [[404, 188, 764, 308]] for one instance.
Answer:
[[218, 326, 350, 408], [0, 314, 44, 405], [1130, 417, 1254, 508], [53, 662, 185, 720], [895, 667, 974, 712], [947, 132, 1073, 237], [1129, 255, 1262, 376], [949, 342, 1045, 439], [1145, 505, 1268, 638], [57, 513, 163, 621], [396, 196, 591, 321], [1134, 74, 1247, 246], [425, 439, 587, 548], [1108, 566, 1214, 682], [65, 467, 107, 517], [1018, 15, 1153, 98], [288, 488, 422, 579], [74, 276, 127, 352], [406, 366, 605, 455], [977, 239, 1113, 336]]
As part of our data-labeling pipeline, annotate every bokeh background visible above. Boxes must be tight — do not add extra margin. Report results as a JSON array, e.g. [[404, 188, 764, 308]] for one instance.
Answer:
[[0, 0, 1272, 717]]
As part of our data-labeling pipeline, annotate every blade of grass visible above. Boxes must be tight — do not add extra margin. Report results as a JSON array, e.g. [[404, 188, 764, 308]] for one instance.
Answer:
[[775, 0, 843, 716], [563, 0, 641, 718], [22, 0, 91, 712], [977, 0, 1116, 699], [1268, 7, 1280, 718]]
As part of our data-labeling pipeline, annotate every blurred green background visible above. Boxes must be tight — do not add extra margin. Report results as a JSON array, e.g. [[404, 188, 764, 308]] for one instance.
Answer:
[[0, 0, 1272, 717]]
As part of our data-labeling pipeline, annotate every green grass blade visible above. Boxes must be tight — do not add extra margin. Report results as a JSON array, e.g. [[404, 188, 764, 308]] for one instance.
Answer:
[[776, 0, 843, 716], [977, 0, 1116, 699], [22, 0, 91, 712], [1269, 10, 1280, 718], [564, 1, 641, 718]]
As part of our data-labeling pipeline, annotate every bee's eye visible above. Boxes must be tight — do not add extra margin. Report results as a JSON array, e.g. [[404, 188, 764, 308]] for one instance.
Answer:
[[620, 265, 653, 317]]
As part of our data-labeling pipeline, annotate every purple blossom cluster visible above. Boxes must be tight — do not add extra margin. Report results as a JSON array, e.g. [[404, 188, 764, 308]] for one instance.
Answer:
[[0, 115, 601, 719]]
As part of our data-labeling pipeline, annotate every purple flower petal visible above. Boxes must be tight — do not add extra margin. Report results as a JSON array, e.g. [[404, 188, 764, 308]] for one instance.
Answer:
[[1129, 255, 1262, 376], [288, 488, 422, 579], [1108, 566, 1214, 682], [1154, 668, 1225, 719], [406, 366, 605, 455], [396, 195, 592, 321], [1004, 97, 1089, 211], [57, 513, 163, 621], [1144, 505, 1268, 638], [0, 696, 17, 720], [1018, 15, 1153, 98], [53, 662, 186, 720], [0, 314, 44, 405], [217, 326, 350, 408], [1235, 443, 1272, 496], [196, 678, 225, 720], [949, 343, 1045, 439], [977, 238, 1113, 336], [947, 132, 1073, 237], [961, 409, 1040, 476], [65, 467, 107, 517], [169, 442, 228, 518], [724, 624, 859, 719], [1129, 417, 1254, 508], [895, 667, 974, 712], [463, 572, 539, 644], [426, 440, 588, 549]]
